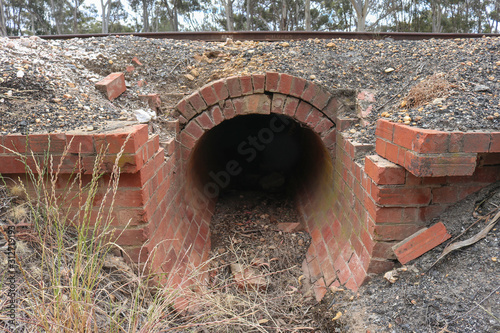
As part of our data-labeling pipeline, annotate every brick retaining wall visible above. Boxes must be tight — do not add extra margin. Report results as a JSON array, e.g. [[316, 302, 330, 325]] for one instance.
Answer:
[[1, 73, 499, 303]]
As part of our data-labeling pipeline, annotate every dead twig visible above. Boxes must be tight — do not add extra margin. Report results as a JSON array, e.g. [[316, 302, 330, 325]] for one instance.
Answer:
[[429, 209, 500, 270]]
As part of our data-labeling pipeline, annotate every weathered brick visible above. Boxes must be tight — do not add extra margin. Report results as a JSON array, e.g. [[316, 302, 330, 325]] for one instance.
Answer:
[[184, 121, 204, 140], [239, 75, 253, 95], [195, 112, 214, 130], [375, 119, 394, 141], [271, 93, 287, 114], [278, 73, 293, 95], [490, 132, 500, 152], [463, 132, 490, 153], [314, 117, 334, 134], [367, 258, 395, 274], [371, 185, 431, 206], [175, 99, 197, 120], [265, 72, 280, 92], [449, 132, 464, 152], [283, 96, 299, 117], [374, 224, 423, 241], [211, 79, 229, 101], [242, 94, 271, 114], [222, 99, 236, 119], [405, 151, 477, 177], [210, 105, 224, 125], [187, 91, 207, 113], [199, 85, 218, 106], [252, 74, 266, 93], [95, 72, 126, 101], [365, 155, 405, 185], [322, 97, 339, 119], [226, 76, 242, 97], [310, 86, 331, 110], [295, 101, 312, 122], [305, 108, 323, 129], [393, 222, 451, 264], [139, 94, 162, 111]]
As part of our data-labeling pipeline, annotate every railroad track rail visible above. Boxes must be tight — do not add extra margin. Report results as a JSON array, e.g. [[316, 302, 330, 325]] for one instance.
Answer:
[[8, 31, 500, 41]]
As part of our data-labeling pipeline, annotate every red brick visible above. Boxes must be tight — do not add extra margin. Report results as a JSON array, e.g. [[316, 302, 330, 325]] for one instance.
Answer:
[[226, 76, 242, 97], [311, 87, 331, 110], [348, 253, 367, 287], [175, 99, 197, 120], [490, 132, 500, 152], [184, 121, 204, 140], [271, 93, 287, 114], [239, 75, 253, 95], [95, 73, 126, 101], [374, 224, 422, 241], [114, 227, 151, 247], [278, 73, 293, 95], [102, 124, 149, 154], [405, 151, 477, 177], [305, 109, 323, 129], [283, 96, 299, 117], [322, 97, 338, 119], [301, 81, 319, 103], [196, 112, 214, 130], [265, 72, 280, 92], [211, 79, 229, 101], [252, 74, 265, 93], [413, 130, 449, 153], [431, 186, 459, 204], [289, 76, 306, 98], [367, 258, 395, 274], [187, 92, 207, 113], [139, 94, 161, 111], [463, 132, 490, 153], [322, 128, 337, 149], [449, 132, 464, 152], [393, 222, 451, 264], [375, 119, 394, 141], [295, 101, 312, 122], [222, 99, 236, 119], [242, 94, 271, 114], [210, 105, 224, 125], [315, 117, 334, 134], [365, 155, 405, 185], [372, 241, 397, 259], [199, 85, 218, 106], [131, 57, 142, 66], [371, 185, 431, 206], [384, 141, 400, 165]]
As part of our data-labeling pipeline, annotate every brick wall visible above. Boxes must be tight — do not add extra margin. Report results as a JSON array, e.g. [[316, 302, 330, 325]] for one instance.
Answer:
[[2, 73, 500, 304]]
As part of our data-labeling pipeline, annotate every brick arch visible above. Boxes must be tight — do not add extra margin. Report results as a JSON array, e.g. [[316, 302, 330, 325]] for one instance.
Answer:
[[167, 73, 365, 300], [174, 72, 348, 159]]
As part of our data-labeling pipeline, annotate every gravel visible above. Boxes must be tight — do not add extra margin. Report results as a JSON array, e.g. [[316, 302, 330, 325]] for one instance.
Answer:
[[1, 35, 499, 142]]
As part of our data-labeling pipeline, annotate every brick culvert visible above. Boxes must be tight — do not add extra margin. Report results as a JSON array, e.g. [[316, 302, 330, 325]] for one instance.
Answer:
[[1, 36, 500, 315]]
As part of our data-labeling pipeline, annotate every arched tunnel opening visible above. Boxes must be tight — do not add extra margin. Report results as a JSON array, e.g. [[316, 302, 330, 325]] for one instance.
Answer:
[[185, 113, 336, 278], [187, 114, 334, 203]]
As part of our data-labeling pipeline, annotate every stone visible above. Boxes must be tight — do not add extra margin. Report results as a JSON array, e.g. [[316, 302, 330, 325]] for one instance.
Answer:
[[184, 74, 195, 81], [384, 68, 395, 73], [473, 84, 490, 92]]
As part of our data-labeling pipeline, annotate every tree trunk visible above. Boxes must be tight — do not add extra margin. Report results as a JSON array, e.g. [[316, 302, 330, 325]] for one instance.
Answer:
[[100, 0, 108, 33], [431, 0, 442, 33], [304, 0, 311, 30], [0, 0, 6, 36], [349, 0, 369, 32], [50, 0, 62, 34], [223, 0, 234, 31], [246, 0, 251, 30], [142, 0, 149, 32], [73, 0, 78, 33], [280, 0, 287, 30]]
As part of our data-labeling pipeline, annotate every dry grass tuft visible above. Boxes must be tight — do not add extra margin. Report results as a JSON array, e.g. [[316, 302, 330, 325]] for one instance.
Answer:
[[8, 184, 25, 198], [8, 205, 28, 221], [404, 73, 453, 108]]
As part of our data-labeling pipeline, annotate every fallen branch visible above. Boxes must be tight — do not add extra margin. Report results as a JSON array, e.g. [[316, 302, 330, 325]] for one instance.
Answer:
[[429, 209, 500, 269]]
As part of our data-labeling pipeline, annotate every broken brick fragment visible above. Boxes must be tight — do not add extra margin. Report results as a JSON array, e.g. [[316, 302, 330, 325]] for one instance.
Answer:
[[132, 56, 143, 66], [139, 93, 162, 111], [95, 72, 126, 101], [392, 222, 451, 264]]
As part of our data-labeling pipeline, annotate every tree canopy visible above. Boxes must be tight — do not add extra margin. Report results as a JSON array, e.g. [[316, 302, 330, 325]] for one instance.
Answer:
[[1, 0, 499, 36]]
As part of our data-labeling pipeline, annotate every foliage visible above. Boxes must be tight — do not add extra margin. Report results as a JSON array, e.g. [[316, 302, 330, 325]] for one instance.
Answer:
[[0, 0, 499, 35]]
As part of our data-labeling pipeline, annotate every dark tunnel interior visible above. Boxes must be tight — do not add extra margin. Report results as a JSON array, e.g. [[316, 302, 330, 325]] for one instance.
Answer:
[[187, 114, 333, 201]]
